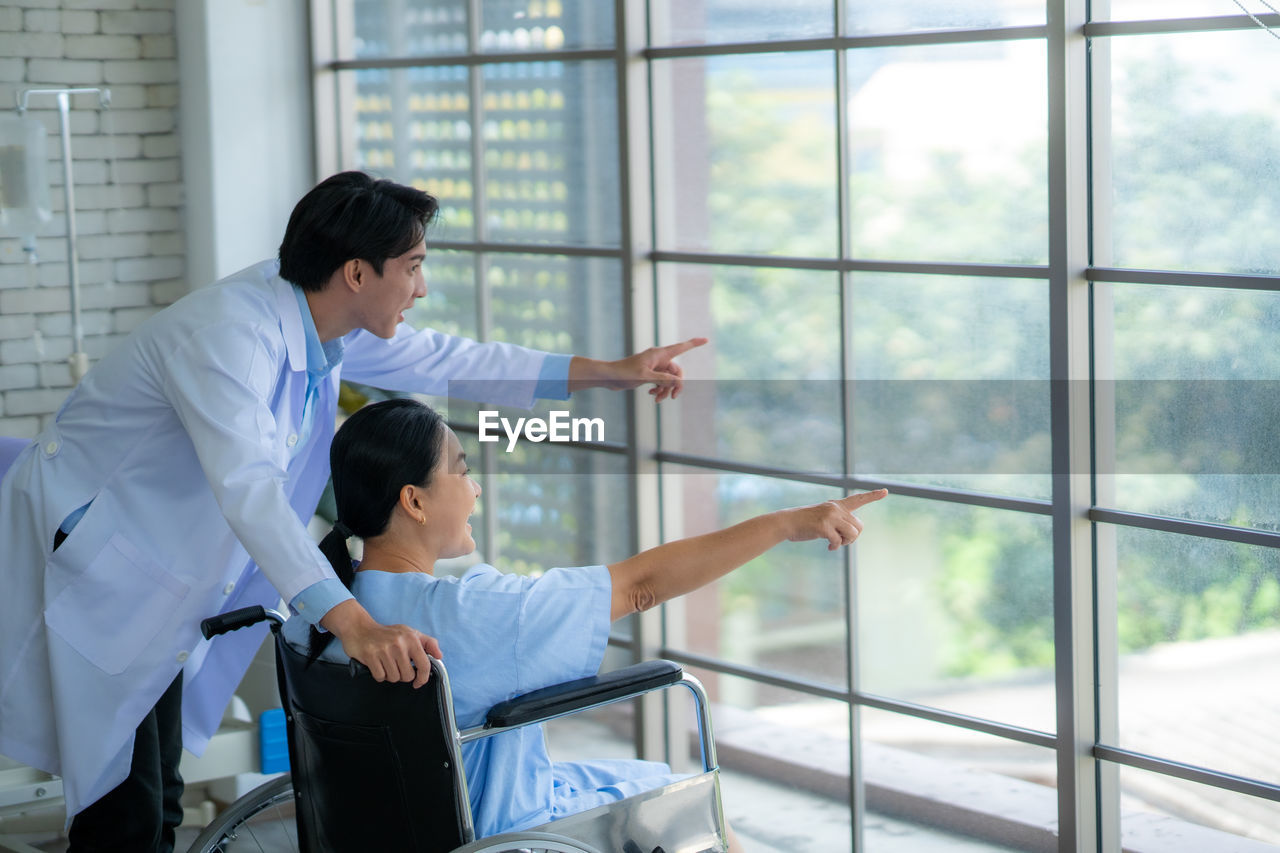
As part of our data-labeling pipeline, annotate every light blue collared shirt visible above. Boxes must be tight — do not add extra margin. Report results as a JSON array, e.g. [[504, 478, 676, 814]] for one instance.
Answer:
[[534, 353, 573, 401], [292, 286, 345, 457]]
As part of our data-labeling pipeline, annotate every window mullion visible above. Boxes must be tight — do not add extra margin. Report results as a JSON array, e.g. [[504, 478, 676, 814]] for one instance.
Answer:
[[618, 0, 666, 768], [1048, 0, 1100, 851]]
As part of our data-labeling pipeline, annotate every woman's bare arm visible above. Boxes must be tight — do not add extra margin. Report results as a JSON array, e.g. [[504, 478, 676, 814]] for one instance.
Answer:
[[607, 489, 887, 621]]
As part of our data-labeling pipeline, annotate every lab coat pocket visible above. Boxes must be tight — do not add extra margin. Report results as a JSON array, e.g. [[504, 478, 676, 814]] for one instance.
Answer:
[[45, 533, 190, 675]]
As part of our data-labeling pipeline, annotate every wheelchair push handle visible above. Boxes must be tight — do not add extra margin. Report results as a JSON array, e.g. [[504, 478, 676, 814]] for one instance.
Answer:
[[200, 605, 286, 640], [201, 607, 428, 683], [346, 657, 443, 682]]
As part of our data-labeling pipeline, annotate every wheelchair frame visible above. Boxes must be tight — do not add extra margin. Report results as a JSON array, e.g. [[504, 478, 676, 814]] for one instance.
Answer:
[[189, 606, 728, 853]]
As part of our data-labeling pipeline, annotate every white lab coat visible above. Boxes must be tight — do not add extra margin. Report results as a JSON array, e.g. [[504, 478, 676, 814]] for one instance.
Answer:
[[0, 260, 553, 818]]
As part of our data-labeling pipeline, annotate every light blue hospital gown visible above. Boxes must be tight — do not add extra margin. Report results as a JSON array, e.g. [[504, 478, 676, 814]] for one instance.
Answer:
[[282, 564, 681, 837]]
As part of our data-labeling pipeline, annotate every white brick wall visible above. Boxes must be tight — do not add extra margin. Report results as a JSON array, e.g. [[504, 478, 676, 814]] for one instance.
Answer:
[[0, 0, 182, 437]]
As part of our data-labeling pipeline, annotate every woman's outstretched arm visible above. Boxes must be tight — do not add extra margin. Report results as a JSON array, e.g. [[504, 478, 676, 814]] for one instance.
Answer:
[[607, 489, 887, 621]]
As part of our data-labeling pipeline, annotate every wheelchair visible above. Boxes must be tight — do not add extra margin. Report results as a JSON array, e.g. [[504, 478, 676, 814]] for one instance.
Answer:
[[188, 605, 728, 853]]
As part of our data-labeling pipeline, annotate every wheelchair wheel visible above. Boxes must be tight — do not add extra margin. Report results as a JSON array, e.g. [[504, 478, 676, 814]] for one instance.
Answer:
[[449, 831, 603, 853], [185, 774, 297, 853]]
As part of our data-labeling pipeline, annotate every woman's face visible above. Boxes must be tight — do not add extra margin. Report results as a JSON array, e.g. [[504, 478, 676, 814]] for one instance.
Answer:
[[420, 427, 481, 559]]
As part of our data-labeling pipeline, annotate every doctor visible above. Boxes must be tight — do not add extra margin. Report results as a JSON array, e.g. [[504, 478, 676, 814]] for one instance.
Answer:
[[0, 171, 705, 852]]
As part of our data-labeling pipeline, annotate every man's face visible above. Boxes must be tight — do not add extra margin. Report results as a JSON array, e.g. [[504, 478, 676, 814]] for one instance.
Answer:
[[353, 241, 427, 339]]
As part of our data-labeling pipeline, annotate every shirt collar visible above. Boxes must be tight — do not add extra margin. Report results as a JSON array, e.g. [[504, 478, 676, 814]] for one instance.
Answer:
[[293, 285, 344, 380]]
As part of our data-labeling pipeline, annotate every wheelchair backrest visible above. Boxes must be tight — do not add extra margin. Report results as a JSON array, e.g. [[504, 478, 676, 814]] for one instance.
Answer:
[[274, 639, 469, 853]]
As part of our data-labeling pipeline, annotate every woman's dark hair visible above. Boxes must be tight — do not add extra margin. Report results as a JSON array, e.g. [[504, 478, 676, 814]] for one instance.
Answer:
[[308, 397, 446, 662], [279, 171, 439, 292]]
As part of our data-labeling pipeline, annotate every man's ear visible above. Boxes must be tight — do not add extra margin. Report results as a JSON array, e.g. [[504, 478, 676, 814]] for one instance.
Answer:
[[341, 258, 364, 293]]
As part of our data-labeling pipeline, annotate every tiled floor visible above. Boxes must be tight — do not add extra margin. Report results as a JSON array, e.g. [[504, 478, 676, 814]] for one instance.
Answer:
[[720, 767, 1018, 852]]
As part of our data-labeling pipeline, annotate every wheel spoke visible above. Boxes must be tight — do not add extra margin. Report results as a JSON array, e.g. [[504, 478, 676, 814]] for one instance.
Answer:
[[185, 776, 297, 853]]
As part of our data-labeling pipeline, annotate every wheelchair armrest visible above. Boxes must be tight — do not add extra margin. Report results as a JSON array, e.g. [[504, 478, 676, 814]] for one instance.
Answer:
[[486, 659, 683, 728]]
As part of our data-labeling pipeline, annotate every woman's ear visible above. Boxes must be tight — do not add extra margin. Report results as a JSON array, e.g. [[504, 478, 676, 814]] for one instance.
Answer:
[[399, 484, 422, 516], [399, 484, 429, 526]]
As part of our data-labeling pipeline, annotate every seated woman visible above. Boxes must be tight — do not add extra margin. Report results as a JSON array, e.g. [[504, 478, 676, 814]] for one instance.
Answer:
[[284, 398, 885, 844]]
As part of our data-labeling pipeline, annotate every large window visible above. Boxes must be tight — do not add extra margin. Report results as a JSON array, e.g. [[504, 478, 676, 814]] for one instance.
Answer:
[[312, 2, 1280, 849], [314, 0, 630, 576]]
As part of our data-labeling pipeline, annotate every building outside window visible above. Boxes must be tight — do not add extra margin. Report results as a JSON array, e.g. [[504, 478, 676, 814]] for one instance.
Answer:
[[311, 1, 1280, 849]]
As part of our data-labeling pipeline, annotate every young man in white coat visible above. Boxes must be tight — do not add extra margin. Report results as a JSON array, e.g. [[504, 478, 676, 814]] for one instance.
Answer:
[[0, 171, 704, 851]]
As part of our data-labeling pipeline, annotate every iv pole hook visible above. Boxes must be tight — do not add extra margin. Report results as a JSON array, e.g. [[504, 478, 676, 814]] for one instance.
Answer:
[[15, 87, 111, 384]]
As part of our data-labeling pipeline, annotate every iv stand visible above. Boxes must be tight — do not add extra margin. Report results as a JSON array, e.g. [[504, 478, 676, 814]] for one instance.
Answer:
[[16, 87, 111, 384]]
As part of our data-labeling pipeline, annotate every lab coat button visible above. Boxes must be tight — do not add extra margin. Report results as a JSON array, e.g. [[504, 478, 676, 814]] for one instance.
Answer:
[[44, 441, 59, 455], [176, 651, 189, 663], [223, 583, 235, 595], [286, 433, 298, 447]]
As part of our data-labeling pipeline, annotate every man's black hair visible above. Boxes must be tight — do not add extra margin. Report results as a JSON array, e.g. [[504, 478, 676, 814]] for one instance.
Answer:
[[278, 172, 438, 292]]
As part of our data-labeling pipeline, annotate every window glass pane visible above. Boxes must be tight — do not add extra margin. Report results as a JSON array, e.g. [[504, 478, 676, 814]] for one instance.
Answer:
[[480, 0, 614, 52], [340, 0, 468, 60], [682, 667, 854, 852], [489, 255, 624, 354], [471, 441, 631, 573], [1099, 0, 1271, 21], [663, 468, 849, 689], [1118, 765, 1280, 848], [495, 253, 625, 431], [340, 66, 475, 241], [659, 263, 841, 475], [848, 40, 1047, 264], [649, 0, 833, 46], [447, 254, 626, 435], [652, 53, 839, 257], [856, 496, 1055, 732], [851, 273, 1051, 500], [861, 709, 1054, 852], [407, 249, 477, 339], [480, 60, 620, 247], [847, 0, 1043, 35], [1100, 31, 1280, 274], [1099, 283, 1280, 531], [1112, 526, 1280, 788]]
